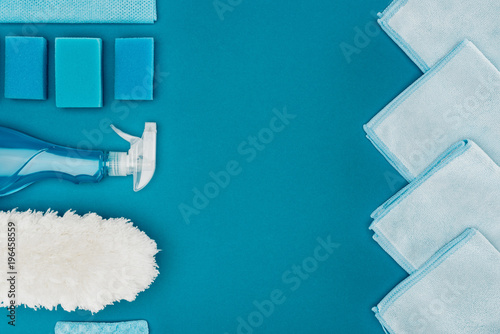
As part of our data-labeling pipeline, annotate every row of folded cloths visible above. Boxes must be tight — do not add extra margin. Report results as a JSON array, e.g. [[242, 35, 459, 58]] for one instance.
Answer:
[[369, 141, 500, 333], [366, 0, 500, 333]]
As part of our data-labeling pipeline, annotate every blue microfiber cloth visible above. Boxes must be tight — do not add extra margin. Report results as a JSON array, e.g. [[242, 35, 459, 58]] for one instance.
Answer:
[[55, 321, 149, 333], [55, 38, 103, 108], [364, 40, 500, 181], [5, 36, 47, 100], [115, 38, 154, 101], [370, 140, 500, 273], [373, 229, 500, 334], [379, 0, 500, 71], [0, 1, 156, 24]]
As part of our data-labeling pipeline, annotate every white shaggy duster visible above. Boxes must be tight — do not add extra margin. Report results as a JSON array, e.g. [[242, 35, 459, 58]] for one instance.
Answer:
[[0, 210, 159, 313]]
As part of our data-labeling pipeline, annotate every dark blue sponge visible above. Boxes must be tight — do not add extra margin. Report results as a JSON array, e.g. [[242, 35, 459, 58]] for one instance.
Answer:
[[115, 38, 154, 100], [5, 36, 47, 100]]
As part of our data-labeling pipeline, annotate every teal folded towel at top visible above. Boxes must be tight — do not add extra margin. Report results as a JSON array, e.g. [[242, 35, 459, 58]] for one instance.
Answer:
[[379, 0, 500, 71], [364, 40, 500, 181], [373, 229, 500, 334], [55, 320, 149, 333], [0, 1, 157, 24]]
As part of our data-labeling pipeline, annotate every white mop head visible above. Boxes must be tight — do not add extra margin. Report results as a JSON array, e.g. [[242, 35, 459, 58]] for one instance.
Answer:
[[0, 210, 159, 313]]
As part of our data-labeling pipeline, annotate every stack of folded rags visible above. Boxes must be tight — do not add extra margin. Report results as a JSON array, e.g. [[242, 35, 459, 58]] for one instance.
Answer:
[[365, 0, 500, 332]]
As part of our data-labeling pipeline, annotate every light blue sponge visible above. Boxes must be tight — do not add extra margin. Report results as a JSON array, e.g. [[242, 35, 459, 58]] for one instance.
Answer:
[[56, 38, 103, 108], [115, 38, 154, 100], [5, 36, 47, 100], [55, 321, 149, 334]]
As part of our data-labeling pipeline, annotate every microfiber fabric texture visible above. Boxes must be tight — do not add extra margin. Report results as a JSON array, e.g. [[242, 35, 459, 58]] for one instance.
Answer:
[[5, 36, 47, 100], [115, 38, 154, 100], [55, 320, 149, 333], [0, 1, 157, 24], [370, 140, 500, 273], [0, 210, 159, 313], [373, 228, 500, 334], [55, 38, 103, 108], [378, 0, 500, 72], [364, 40, 500, 181]]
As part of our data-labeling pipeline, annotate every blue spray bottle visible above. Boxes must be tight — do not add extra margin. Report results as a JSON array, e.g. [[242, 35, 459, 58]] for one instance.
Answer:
[[0, 123, 157, 196]]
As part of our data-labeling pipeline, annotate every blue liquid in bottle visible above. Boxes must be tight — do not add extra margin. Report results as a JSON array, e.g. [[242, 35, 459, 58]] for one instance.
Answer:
[[0, 127, 105, 196]]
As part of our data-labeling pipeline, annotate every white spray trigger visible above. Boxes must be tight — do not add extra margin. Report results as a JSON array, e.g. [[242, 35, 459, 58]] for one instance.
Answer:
[[110, 124, 141, 144], [108, 123, 157, 192]]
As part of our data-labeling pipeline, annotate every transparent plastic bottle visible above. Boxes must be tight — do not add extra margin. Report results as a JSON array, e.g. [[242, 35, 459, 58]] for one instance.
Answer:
[[0, 123, 157, 196]]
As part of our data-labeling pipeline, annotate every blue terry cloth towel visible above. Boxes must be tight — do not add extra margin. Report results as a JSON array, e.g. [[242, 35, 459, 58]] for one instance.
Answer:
[[364, 40, 500, 181], [373, 229, 500, 334], [370, 140, 500, 273], [55, 320, 149, 333], [378, 0, 500, 72], [0, 0, 157, 24]]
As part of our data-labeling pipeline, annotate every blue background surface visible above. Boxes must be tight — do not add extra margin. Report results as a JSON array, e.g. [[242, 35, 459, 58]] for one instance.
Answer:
[[0, 0, 422, 333]]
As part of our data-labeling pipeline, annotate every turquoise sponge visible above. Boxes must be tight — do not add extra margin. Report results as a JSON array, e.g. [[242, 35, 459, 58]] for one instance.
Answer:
[[115, 38, 154, 100], [56, 38, 103, 108], [5, 36, 47, 100]]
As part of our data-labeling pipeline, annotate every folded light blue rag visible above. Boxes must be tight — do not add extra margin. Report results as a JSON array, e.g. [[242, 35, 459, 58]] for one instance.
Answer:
[[374, 229, 500, 334], [365, 40, 500, 181], [379, 0, 500, 71], [55, 320, 149, 333], [370, 140, 500, 273], [0, 1, 157, 24]]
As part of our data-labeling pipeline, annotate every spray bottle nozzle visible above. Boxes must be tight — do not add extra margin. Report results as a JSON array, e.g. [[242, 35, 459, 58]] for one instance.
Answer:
[[107, 123, 157, 192]]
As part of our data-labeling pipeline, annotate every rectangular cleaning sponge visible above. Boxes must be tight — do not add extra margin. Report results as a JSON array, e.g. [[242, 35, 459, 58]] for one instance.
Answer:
[[5, 36, 47, 100], [115, 38, 154, 100], [56, 38, 103, 108]]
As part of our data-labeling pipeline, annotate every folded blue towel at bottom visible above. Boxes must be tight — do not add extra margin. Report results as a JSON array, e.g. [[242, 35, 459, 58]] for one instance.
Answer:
[[55, 320, 149, 333], [373, 229, 500, 334]]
